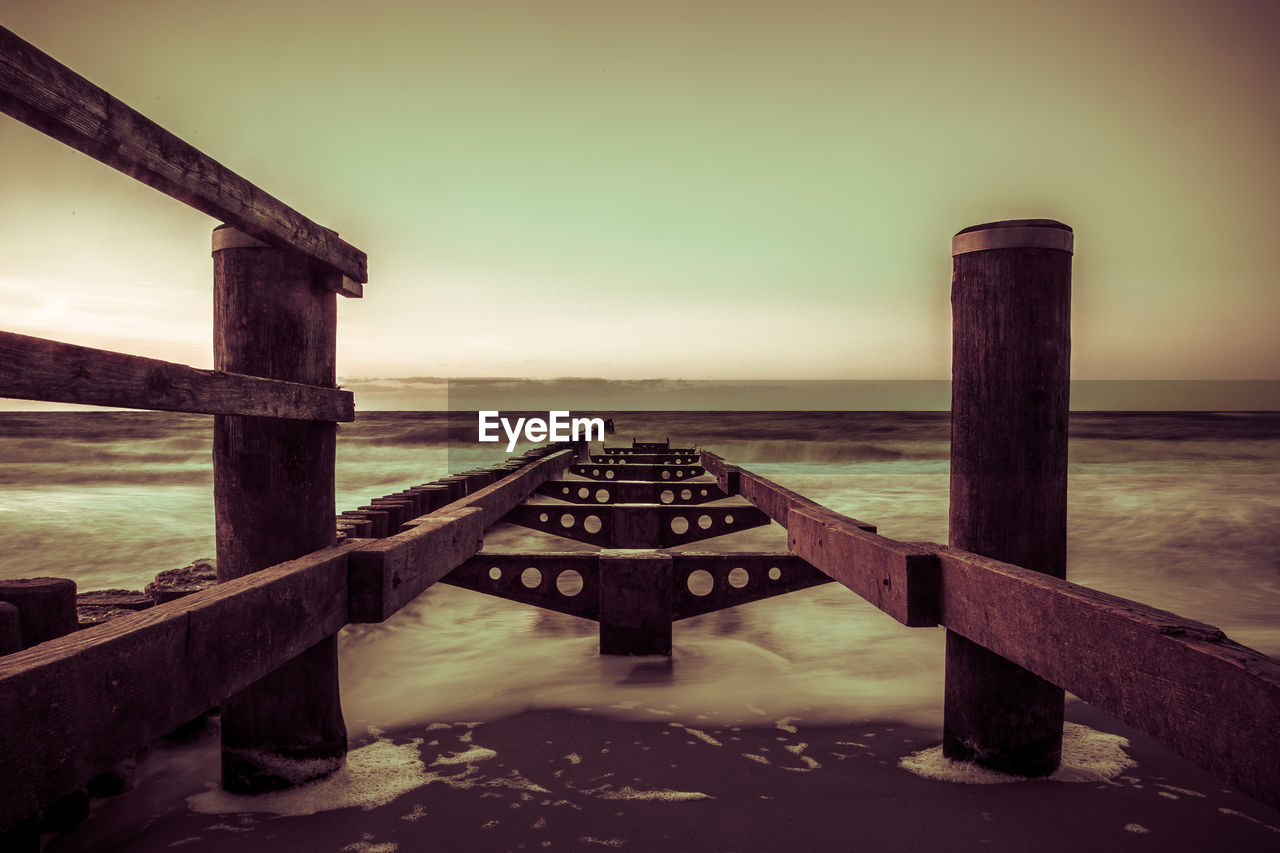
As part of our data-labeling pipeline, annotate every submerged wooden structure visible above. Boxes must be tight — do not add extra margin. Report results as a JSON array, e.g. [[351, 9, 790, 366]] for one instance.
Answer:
[[1, 23, 1278, 847]]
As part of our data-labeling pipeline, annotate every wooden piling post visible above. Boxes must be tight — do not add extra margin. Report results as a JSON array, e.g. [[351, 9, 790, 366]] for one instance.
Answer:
[[598, 551, 673, 655], [0, 578, 77, 648], [0, 603, 20, 656], [212, 225, 347, 793], [944, 219, 1073, 777]]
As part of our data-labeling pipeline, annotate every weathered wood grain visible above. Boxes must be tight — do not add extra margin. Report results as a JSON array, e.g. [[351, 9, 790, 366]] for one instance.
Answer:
[[443, 552, 602, 621], [347, 508, 486, 623], [945, 218, 1073, 775], [698, 451, 739, 494], [0, 542, 363, 830], [669, 553, 833, 620], [599, 551, 673, 656], [934, 545, 1280, 810], [0, 331, 354, 420], [427, 450, 577, 528], [346, 452, 574, 622], [212, 231, 345, 792], [0, 577, 77, 648], [0, 26, 366, 293], [723, 459, 877, 533], [786, 505, 939, 627]]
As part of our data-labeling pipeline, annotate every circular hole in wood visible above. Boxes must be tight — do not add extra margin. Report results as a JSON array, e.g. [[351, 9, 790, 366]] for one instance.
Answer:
[[675, 470, 684, 478], [659, 489, 675, 504], [561, 513, 576, 528], [584, 515, 602, 534], [539, 513, 549, 523], [595, 489, 610, 503], [728, 568, 749, 589], [605, 469, 615, 479], [578, 487, 590, 499], [681, 488, 692, 500], [489, 567, 502, 581], [768, 567, 782, 581], [592, 468, 600, 476], [700, 489, 708, 497], [521, 568, 542, 589], [561, 487, 570, 495], [661, 470, 671, 480], [724, 514, 734, 525], [556, 570, 584, 597], [687, 570, 714, 597], [670, 516, 689, 535], [697, 514, 713, 530]]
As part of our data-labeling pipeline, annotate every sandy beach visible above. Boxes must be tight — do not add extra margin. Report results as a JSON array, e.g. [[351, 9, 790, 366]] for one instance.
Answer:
[[45, 700, 1280, 853]]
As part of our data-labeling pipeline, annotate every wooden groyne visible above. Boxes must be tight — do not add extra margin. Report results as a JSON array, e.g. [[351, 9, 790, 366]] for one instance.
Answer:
[[1, 22, 1278, 848]]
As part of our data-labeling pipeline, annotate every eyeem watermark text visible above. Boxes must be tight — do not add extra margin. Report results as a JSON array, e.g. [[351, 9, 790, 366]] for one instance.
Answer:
[[478, 411, 605, 452]]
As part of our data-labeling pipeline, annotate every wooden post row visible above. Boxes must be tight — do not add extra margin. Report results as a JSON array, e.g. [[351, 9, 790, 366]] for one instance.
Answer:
[[212, 225, 347, 793], [945, 219, 1074, 776]]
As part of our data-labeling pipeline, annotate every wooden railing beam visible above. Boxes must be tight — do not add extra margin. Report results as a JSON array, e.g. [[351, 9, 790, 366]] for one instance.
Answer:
[[0, 330, 354, 420], [935, 545, 1280, 811], [349, 450, 577, 622], [0, 541, 364, 831], [0, 26, 366, 293]]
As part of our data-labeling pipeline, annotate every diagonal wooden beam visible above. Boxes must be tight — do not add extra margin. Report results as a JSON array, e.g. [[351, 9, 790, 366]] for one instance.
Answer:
[[0, 26, 366, 295]]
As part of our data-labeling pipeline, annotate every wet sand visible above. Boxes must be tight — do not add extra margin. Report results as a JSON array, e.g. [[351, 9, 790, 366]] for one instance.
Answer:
[[46, 703, 1280, 853]]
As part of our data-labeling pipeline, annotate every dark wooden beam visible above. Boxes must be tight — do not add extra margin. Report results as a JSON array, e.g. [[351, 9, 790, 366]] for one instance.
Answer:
[[786, 505, 939, 627], [407, 450, 577, 530], [0, 541, 364, 831], [212, 232, 346, 792], [935, 544, 1280, 811], [348, 508, 487, 623], [0, 26, 366, 294], [0, 330, 354, 421], [944, 218, 1074, 776], [712, 456, 876, 533]]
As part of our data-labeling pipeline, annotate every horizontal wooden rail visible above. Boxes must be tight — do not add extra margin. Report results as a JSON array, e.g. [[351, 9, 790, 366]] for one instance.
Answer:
[[430, 449, 579, 529], [722, 458, 1280, 810], [0, 330, 355, 420], [934, 545, 1280, 812], [349, 450, 577, 621], [701, 453, 938, 624], [788, 506, 940, 627], [701, 450, 878, 532], [0, 447, 575, 831], [0, 541, 365, 830], [0, 26, 366, 294]]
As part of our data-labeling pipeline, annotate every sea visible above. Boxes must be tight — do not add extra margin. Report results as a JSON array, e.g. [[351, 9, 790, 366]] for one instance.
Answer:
[[1, 409, 1277, 736]]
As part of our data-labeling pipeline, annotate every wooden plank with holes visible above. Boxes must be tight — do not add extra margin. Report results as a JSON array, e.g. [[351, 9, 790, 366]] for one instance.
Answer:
[[0, 331, 354, 420]]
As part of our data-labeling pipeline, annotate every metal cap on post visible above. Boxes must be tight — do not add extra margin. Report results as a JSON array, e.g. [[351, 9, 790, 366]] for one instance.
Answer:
[[944, 218, 1073, 777]]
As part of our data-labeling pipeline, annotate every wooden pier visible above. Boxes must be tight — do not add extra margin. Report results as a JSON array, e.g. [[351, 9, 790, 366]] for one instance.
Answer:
[[1, 22, 1278, 848]]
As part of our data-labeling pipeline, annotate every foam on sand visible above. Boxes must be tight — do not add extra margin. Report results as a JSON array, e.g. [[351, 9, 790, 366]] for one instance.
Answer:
[[188, 736, 434, 817], [898, 722, 1134, 785], [584, 784, 712, 802]]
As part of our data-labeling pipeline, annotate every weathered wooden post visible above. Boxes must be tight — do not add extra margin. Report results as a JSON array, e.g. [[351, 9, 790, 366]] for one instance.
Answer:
[[598, 551, 673, 655], [212, 225, 347, 793], [944, 218, 1073, 776], [0, 578, 77, 648]]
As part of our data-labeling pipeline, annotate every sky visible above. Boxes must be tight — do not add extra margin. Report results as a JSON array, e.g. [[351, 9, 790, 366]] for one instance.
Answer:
[[2, 1, 1279, 404]]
